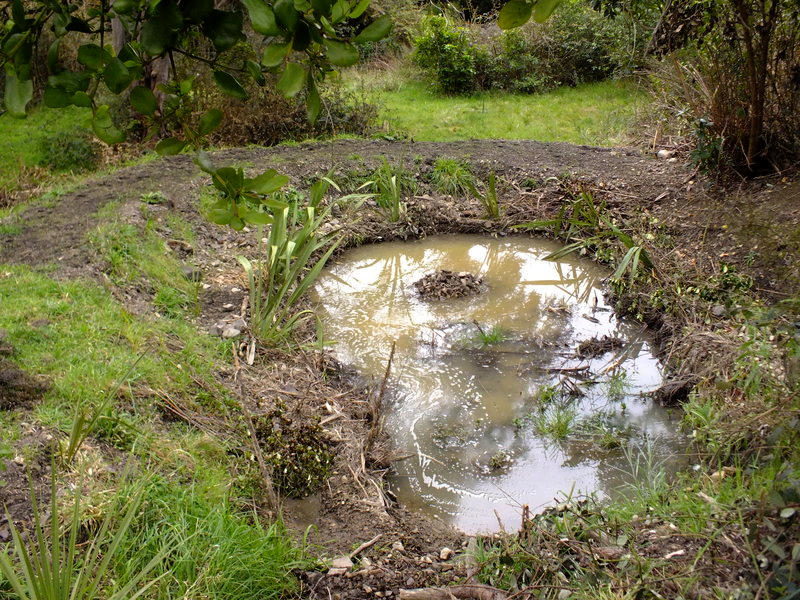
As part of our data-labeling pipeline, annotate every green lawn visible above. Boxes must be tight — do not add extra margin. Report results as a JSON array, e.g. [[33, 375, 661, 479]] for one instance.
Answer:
[[343, 65, 648, 145], [0, 105, 91, 191]]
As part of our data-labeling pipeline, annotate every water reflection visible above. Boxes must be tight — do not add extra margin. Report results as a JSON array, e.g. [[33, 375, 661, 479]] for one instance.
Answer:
[[313, 235, 684, 533]]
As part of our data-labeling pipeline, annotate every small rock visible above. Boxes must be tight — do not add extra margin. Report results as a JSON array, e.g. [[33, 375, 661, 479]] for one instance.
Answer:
[[656, 149, 676, 159], [667, 157, 678, 163], [405, 577, 414, 587], [327, 556, 353, 576], [231, 318, 247, 330], [222, 303, 235, 311], [221, 327, 241, 339], [331, 556, 354, 569], [558, 589, 571, 600], [362, 557, 373, 567], [181, 265, 203, 282], [202, 283, 211, 290], [422, 555, 433, 564], [711, 304, 726, 317], [363, 586, 373, 594], [439, 547, 453, 561], [230, 287, 241, 293], [391, 541, 405, 552]]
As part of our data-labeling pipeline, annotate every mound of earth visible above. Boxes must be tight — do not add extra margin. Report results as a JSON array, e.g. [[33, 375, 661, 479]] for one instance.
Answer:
[[414, 270, 484, 300]]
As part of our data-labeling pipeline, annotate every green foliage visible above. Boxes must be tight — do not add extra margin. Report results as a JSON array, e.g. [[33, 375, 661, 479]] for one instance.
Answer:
[[0, 473, 168, 600], [531, 403, 576, 440], [468, 171, 500, 218], [429, 157, 475, 196], [413, 16, 478, 95], [368, 158, 417, 222], [413, 2, 632, 96], [113, 479, 308, 600], [255, 404, 335, 497], [0, 0, 393, 145], [515, 190, 655, 285], [473, 324, 507, 347], [35, 129, 101, 173]]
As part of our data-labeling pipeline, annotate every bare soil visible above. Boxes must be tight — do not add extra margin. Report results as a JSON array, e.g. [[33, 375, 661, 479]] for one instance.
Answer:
[[1, 138, 798, 599]]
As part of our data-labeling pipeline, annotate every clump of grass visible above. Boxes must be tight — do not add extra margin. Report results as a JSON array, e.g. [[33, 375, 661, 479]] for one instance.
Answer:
[[468, 172, 500, 219], [429, 157, 475, 196], [0, 471, 168, 600], [88, 206, 199, 317], [531, 404, 576, 440], [140, 191, 167, 204], [369, 158, 417, 222], [113, 478, 308, 600], [606, 371, 628, 402], [473, 324, 508, 347]]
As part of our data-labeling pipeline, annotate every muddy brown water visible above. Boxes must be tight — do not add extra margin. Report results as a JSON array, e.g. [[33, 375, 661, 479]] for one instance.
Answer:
[[313, 235, 685, 534]]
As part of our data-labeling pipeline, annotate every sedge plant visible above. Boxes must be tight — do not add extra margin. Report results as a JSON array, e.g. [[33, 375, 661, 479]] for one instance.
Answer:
[[0, 470, 168, 600]]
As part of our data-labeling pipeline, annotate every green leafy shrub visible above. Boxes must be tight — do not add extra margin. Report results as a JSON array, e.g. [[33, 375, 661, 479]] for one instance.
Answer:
[[413, 16, 479, 94], [414, 1, 631, 95], [36, 129, 101, 172]]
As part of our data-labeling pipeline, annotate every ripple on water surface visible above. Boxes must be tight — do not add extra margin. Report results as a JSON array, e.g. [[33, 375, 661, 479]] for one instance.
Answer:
[[313, 235, 685, 533]]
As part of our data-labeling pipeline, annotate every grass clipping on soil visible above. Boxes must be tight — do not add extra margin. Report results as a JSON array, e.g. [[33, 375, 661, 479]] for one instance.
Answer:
[[414, 270, 484, 300]]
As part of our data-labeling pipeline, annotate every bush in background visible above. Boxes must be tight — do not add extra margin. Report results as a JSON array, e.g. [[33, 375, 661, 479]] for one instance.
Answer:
[[413, 0, 638, 95], [36, 128, 101, 172]]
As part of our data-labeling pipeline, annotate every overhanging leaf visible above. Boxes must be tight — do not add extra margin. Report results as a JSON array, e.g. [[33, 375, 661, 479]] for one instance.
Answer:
[[276, 63, 305, 97], [197, 109, 223, 136], [4, 72, 33, 117], [324, 39, 359, 66], [212, 70, 248, 99], [130, 86, 157, 115], [532, 0, 563, 22], [92, 105, 126, 144], [155, 137, 187, 155], [202, 9, 245, 52], [245, 169, 290, 194], [242, 0, 281, 35], [498, 0, 532, 29], [354, 14, 392, 43], [261, 42, 290, 67]]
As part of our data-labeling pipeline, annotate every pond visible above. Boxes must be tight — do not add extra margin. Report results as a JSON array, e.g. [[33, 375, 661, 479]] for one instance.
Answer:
[[313, 235, 685, 534]]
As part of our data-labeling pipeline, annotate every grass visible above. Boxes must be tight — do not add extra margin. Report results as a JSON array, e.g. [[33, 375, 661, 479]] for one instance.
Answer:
[[429, 157, 475, 196], [112, 478, 309, 600], [343, 64, 648, 145], [88, 202, 200, 318], [0, 264, 228, 437], [473, 324, 508, 347], [0, 106, 92, 192]]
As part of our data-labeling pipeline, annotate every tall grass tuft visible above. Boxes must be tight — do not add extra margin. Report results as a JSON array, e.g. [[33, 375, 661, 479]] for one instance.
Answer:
[[0, 471, 168, 600], [112, 480, 309, 600]]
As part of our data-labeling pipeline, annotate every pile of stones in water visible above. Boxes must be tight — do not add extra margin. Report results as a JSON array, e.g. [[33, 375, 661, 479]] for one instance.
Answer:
[[413, 270, 484, 300]]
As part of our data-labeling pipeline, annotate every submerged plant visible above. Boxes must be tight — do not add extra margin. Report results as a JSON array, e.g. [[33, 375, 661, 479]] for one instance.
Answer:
[[473, 324, 508, 347], [607, 371, 629, 402], [532, 403, 576, 440]]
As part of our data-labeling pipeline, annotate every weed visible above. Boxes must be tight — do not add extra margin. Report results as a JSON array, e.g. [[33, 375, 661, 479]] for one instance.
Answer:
[[488, 450, 512, 471], [239, 178, 367, 346], [429, 157, 475, 196], [531, 403, 576, 440], [606, 371, 628, 402], [516, 190, 655, 285], [473, 324, 507, 347], [468, 171, 500, 219], [89, 209, 199, 316], [369, 158, 416, 222], [140, 191, 168, 204]]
